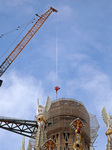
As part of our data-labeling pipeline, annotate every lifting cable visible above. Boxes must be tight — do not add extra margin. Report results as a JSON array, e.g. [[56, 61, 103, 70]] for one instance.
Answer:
[[55, 13, 60, 100], [55, 13, 58, 83]]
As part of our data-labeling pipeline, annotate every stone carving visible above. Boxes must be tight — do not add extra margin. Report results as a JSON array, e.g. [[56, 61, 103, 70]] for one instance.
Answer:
[[101, 107, 112, 150], [35, 96, 52, 149]]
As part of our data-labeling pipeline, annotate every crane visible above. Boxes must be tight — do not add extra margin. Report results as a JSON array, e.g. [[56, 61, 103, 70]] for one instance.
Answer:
[[0, 7, 58, 86], [0, 117, 38, 138], [0, 6, 57, 142], [0, 116, 52, 138]]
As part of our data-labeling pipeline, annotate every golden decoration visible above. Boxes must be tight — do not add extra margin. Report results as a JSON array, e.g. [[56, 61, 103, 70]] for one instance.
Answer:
[[105, 129, 112, 136], [37, 115, 46, 124]]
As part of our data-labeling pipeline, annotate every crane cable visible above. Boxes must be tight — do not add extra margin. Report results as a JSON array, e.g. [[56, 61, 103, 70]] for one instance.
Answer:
[[0, 7, 50, 61], [0, 14, 40, 61], [0, 15, 38, 38], [55, 13, 60, 99], [56, 13, 58, 83], [0, 7, 50, 39]]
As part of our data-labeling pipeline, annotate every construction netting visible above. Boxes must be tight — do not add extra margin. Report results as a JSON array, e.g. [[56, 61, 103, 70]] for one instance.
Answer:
[[89, 113, 100, 149]]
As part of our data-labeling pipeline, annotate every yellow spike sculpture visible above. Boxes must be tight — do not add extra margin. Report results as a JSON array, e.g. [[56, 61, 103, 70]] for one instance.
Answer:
[[70, 118, 84, 150]]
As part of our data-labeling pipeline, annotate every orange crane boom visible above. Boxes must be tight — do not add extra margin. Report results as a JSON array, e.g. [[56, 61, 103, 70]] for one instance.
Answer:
[[0, 7, 57, 78]]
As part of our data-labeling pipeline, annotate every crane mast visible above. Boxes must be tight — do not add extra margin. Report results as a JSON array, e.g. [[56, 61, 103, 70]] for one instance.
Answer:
[[0, 7, 57, 77]]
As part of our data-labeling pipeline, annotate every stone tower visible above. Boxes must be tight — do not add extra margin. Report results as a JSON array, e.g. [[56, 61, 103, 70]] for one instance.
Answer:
[[45, 98, 90, 150]]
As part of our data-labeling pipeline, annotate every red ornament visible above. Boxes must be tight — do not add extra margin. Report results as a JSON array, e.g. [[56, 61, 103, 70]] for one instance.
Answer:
[[55, 86, 60, 92], [44, 139, 56, 150]]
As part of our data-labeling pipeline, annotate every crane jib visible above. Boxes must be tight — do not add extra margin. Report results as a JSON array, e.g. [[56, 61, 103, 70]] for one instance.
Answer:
[[0, 7, 57, 81]]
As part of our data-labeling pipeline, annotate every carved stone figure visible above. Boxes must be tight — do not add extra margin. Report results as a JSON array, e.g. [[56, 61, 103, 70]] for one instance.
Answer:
[[35, 96, 52, 150], [101, 107, 112, 150]]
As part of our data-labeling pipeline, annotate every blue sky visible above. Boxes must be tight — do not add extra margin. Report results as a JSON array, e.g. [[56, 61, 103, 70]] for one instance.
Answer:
[[0, 0, 112, 150]]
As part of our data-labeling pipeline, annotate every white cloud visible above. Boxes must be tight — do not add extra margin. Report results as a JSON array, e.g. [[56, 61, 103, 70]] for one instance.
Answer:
[[66, 63, 112, 113], [0, 71, 46, 118], [68, 53, 90, 67], [1, 0, 35, 7], [57, 5, 75, 22], [0, 70, 53, 150], [0, 0, 36, 14]]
